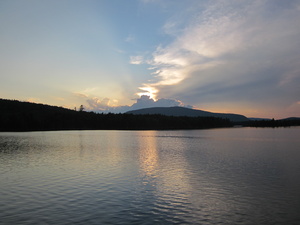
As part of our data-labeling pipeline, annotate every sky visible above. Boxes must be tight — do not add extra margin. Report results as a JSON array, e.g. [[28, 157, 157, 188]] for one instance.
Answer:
[[1, 0, 300, 119]]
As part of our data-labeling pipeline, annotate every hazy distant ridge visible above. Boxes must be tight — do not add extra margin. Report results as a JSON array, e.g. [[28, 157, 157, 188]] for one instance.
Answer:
[[126, 106, 249, 122]]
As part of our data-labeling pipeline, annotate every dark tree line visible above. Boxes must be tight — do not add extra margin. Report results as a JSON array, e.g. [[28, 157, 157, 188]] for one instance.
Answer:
[[0, 99, 231, 131], [1, 99, 299, 131], [236, 118, 300, 128]]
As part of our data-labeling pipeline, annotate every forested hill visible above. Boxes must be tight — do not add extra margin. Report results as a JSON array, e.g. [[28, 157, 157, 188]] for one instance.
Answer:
[[0, 99, 232, 131], [126, 107, 300, 127], [126, 106, 249, 122]]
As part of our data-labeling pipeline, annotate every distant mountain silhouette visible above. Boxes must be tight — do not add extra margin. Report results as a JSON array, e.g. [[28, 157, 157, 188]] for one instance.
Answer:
[[126, 106, 249, 122]]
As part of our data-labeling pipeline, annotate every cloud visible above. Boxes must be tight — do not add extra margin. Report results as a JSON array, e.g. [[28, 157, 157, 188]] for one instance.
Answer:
[[76, 94, 191, 113], [125, 34, 135, 43], [130, 55, 144, 65], [73, 92, 88, 98], [130, 95, 190, 110], [86, 97, 111, 111], [136, 0, 300, 116]]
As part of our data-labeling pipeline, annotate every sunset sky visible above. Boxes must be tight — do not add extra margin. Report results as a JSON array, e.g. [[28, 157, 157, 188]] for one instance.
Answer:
[[1, 0, 300, 119]]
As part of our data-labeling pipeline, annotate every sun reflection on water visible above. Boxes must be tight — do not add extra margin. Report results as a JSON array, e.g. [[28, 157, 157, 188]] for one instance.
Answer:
[[138, 131, 159, 177]]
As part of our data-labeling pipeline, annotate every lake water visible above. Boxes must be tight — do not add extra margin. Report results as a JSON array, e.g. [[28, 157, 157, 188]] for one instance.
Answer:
[[0, 127, 300, 225]]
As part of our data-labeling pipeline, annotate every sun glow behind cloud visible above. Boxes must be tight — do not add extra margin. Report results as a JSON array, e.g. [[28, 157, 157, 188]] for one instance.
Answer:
[[137, 86, 158, 100]]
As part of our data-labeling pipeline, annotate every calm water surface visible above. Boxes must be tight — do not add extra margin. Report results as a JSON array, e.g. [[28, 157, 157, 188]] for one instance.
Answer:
[[0, 127, 300, 225]]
